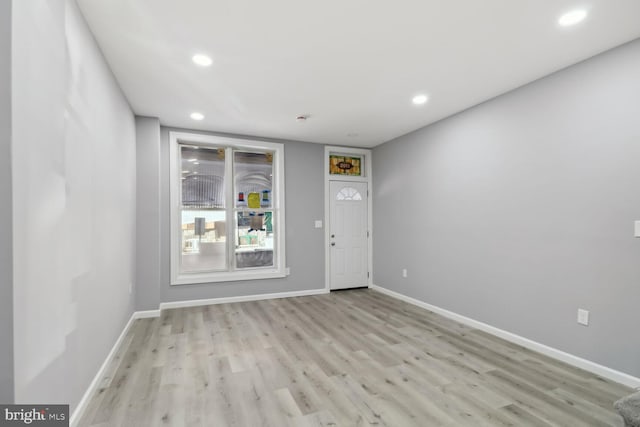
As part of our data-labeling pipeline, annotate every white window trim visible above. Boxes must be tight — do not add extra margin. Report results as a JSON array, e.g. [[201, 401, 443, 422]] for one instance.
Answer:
[[170, 131, 286, 285]]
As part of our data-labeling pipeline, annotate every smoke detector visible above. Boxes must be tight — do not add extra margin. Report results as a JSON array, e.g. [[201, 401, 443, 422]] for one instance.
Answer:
[[296, 114, 309, 122]]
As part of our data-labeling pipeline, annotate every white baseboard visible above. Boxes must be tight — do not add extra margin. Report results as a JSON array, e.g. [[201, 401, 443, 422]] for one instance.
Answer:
[[70, 311, 140, 426], [159, 288, 329, 310], [135, 309, 161, 318], [370, 284, 640, 389]]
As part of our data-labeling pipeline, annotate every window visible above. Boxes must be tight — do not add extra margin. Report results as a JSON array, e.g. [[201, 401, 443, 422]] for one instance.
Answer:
[[329, 154, 362, 176], [336, 187, 363, 201], [170, 132, 286, 284]]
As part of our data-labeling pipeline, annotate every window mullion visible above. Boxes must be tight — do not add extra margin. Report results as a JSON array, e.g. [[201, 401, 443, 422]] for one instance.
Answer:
[[225, 146, 235, 272]]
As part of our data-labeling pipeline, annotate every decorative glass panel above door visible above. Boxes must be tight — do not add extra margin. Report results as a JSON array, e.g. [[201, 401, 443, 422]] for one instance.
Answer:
[[329, 154, 362, 176]]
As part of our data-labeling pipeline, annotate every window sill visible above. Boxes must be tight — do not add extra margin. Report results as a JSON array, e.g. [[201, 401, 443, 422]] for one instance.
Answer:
[[171, 269, 287, 285]]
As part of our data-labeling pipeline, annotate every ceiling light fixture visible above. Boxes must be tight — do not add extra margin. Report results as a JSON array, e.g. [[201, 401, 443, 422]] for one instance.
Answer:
[[192, 54, 213, 67], [412, 94, 428, 105], [558, 9, 587, 26], [190, 112, 204, 121]]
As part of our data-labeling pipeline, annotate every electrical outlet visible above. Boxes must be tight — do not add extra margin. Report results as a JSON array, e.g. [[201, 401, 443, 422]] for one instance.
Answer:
[[402, 269, 407, 278], [635, 220, 640, 237], [285, 267, 291, 275], [314, 220, 323, 229], [577, 309, 589, 326]]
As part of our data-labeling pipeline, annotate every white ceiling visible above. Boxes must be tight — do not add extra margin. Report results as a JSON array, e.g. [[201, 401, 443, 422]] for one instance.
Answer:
[[77, 0, 640, 148]]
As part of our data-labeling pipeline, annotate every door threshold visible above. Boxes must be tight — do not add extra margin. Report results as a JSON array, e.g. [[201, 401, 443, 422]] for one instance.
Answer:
[[330, 286, 368, 292]]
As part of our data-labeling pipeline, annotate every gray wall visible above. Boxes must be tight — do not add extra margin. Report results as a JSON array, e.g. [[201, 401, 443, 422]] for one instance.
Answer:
[[373, 39, 640, 377], [136, 117, 162, 310], [134, 124, 325, 307], [12, 0, 136, 411], [0, 0, 13, 404]]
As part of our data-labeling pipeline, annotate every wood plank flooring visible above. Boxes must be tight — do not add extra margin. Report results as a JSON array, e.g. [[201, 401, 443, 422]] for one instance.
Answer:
[[79, 289, 632, 426]]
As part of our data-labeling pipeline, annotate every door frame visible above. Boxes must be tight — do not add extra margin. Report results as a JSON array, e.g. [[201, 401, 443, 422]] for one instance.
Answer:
[[324, 146, 373, 291]]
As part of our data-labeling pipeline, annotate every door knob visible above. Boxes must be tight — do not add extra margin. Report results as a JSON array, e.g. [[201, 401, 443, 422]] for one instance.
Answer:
[[331, 242, 335, 246], [331, 234, 335, 238]]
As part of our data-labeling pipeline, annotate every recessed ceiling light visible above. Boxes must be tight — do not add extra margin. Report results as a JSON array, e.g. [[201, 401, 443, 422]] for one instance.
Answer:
[[193, 162, 200, 165], [558, 9, 587, 27], [192, 54, 213, 67], [190, 112, 204, 121], [182, 170, 190, 174], [187, 158, 198, 162], [412, 94, 428, 105]]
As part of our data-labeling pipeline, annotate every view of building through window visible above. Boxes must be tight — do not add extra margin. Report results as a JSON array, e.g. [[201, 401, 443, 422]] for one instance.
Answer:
[[172, 135, 285, 283]]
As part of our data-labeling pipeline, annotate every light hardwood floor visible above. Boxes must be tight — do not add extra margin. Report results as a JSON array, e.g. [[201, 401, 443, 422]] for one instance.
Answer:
[[79, 289, 632, 426]]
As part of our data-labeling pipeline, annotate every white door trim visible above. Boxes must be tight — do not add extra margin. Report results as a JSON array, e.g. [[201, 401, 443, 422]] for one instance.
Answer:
[[324, 146, 373, 292]]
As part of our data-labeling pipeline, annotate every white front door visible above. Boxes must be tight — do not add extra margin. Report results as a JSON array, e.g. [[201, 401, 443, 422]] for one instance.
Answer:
[[329, 181, 368, 290]]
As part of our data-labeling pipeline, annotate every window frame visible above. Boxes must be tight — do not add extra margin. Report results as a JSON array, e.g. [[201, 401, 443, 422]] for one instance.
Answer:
[[169, 131, 286, 285]]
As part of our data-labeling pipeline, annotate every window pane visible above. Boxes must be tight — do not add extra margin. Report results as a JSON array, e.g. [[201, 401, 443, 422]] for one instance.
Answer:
[[329, 154, 362, 176], [235, 211, 274, 269], [336, 187, 363, 201], [234, 151, 273, 208], [182, 146, 225, 209], [181, 210, 227, 272]]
